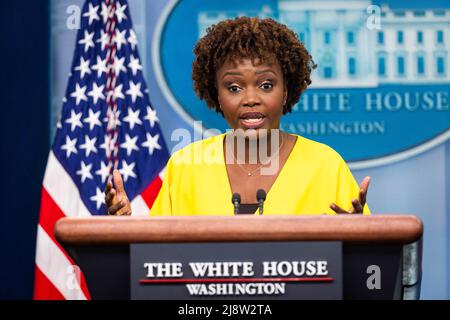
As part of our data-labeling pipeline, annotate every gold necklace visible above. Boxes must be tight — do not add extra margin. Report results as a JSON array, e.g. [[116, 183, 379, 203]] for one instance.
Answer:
[[228, 135, 285, 176]]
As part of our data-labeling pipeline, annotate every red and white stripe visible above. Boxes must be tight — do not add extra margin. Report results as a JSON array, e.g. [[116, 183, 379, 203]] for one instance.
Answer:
[[33, 151, 165, 299], [34, 151, 92, 300]]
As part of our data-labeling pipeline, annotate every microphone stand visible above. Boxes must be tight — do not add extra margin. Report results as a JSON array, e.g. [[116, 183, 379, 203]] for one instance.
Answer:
[[232, 193, 241, 215], [256, 189, 266, 215]]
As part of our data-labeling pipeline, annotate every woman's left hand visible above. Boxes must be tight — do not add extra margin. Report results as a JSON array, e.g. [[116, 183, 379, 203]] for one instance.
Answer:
[[330, 176, 371, 214]]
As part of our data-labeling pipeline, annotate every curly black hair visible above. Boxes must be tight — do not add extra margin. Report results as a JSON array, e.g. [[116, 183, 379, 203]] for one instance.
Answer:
[[192, 16, 316, 115]]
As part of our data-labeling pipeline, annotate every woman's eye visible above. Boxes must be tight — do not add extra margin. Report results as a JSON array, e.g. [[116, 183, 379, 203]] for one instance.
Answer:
[[260, 82, 273, 90], [228, 85, 241, 93]]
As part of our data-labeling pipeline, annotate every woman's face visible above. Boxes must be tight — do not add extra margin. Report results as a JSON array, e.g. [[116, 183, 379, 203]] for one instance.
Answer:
[[216, 58, 286, 136]]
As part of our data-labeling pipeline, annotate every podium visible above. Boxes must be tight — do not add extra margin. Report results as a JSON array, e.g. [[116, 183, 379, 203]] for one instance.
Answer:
[[55, 215, 423, 300]]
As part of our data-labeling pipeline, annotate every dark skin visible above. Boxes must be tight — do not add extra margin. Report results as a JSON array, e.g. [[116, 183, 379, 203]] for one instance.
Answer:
[[105, 169, 131, 216], [217, 58, 295, 204], [105, 57, 370, 215]]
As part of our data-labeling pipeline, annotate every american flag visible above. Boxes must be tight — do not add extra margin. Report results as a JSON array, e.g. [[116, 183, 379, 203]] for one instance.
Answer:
[[34, 0, 169, 299]]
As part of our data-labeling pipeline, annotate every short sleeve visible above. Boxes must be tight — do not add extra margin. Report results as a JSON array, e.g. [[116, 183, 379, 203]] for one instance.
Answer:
[[149, 158, 173, 216], [335, 159, 371, 215]]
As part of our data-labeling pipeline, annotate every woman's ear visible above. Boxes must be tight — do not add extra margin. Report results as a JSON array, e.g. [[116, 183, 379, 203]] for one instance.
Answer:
[[283, 87, 288, 106]]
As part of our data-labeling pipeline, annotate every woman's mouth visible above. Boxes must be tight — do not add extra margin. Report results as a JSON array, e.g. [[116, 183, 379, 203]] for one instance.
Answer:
[[240, 112, 266, 129]]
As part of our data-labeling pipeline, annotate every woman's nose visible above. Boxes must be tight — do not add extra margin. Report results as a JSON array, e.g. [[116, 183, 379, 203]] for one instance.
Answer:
[[242, 87, 260, 107]]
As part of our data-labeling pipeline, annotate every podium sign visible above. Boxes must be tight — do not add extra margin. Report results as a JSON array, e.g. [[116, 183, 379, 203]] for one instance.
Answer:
[[130, 242, 343, 300]]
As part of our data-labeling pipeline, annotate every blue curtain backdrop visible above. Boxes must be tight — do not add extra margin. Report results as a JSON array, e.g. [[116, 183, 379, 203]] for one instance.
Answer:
[[0, 1, 50, 299]]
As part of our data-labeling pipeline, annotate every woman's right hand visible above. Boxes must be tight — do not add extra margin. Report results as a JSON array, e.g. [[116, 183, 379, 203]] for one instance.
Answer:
[[104, 169, 132, 216]]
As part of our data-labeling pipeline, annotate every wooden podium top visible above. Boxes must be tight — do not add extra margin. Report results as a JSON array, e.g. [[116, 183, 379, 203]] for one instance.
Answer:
[[55, 214, 423, 245]]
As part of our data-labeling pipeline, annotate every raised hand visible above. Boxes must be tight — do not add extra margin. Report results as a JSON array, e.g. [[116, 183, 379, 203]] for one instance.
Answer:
[[330, 176, 371, 214], [104, 169, 132, 216]]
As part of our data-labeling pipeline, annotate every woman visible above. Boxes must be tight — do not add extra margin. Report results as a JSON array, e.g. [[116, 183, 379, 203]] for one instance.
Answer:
[[105, 17, 370, 216]]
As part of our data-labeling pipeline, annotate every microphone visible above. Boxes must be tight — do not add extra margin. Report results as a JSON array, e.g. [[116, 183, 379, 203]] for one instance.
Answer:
[[256, 189, 266, 215], [232, 193, 241, 215]]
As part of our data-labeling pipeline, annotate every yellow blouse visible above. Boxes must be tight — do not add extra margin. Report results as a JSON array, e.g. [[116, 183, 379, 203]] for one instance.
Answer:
[[150, 133, 370, 216]]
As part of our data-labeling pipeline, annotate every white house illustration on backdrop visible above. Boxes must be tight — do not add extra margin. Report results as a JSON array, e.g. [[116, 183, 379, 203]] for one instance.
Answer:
[[198, 0, 450, 88]]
